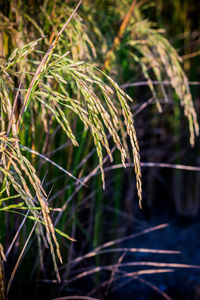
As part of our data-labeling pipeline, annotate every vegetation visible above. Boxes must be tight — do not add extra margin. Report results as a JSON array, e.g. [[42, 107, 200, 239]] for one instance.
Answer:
[[0, 0, 200, 299]]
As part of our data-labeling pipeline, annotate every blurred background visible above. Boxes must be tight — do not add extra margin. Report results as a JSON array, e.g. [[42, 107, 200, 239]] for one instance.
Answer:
[[0, 0, 200, 299]]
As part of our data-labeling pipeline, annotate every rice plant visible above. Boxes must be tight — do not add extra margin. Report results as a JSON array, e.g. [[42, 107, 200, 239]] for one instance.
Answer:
[[0, 0, 199, 299], [0, 0, 143, 287]]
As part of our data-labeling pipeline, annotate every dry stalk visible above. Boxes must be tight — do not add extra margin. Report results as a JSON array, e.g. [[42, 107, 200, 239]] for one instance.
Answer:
[[0, 244, 6, 300], [104, 0, 137, 70]]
